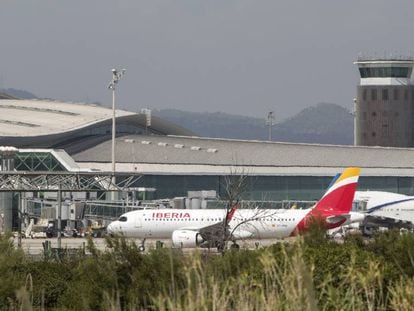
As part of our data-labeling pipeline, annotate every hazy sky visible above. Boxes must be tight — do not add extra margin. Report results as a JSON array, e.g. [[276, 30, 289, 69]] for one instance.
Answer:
[[1, 1, 413, 119]]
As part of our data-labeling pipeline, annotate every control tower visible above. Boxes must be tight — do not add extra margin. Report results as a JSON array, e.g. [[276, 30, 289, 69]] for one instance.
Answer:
[[354, 57, 414, 147]]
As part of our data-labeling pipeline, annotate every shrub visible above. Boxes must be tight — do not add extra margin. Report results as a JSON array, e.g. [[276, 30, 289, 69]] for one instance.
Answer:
[[0, 234, 26, 307], [3, 231, 414, 309]]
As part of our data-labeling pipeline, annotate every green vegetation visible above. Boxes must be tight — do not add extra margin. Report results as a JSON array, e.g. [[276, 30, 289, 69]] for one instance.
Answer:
[[2, 230, 414, 310]]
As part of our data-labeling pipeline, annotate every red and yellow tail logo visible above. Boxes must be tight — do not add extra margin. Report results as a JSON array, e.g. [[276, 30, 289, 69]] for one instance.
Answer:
[[312, 167, 360, 215], [293, 167, 360, 234]]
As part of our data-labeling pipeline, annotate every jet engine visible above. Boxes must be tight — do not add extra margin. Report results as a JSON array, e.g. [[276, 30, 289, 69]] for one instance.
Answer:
[[172, 230, 204, 248]]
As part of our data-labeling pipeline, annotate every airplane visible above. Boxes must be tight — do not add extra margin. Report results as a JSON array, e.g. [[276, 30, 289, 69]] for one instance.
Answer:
[[107, 167, 361, 251], [353, 190, 414, 232]]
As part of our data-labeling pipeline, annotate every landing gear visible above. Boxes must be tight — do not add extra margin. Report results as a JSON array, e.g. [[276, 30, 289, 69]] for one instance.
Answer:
[[138, 238, 146, 253], [230, 243, 240, 250], [216, 242, 225, 252]]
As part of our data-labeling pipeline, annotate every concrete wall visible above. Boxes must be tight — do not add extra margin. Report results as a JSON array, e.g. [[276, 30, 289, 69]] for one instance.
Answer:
[[356, 85, 414, 147]]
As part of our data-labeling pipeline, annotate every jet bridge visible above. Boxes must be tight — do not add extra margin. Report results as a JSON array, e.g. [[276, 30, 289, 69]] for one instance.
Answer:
[[0, 171, 143, 248]]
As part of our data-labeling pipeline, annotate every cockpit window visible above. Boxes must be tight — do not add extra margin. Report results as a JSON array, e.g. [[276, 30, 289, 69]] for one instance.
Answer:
[[119, 216, 128, 222]]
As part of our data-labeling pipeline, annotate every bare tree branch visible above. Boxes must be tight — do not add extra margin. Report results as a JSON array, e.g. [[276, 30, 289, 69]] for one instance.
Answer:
[[219, 166, 285, 252]]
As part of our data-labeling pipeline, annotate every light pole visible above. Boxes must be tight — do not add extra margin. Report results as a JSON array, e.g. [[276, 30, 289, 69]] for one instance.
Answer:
[[266, 111, 275, 141], [108, 68, 126, 200]]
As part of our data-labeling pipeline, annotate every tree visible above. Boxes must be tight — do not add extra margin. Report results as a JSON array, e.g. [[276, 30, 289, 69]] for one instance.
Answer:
[[218, 167, 280, 252]]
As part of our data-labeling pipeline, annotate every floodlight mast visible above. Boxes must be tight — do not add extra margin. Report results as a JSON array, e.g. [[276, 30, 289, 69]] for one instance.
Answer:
[[108, 68, 126, 198]]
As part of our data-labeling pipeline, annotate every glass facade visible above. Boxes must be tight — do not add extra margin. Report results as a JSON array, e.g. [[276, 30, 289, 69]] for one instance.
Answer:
[[133, 175, 414, 200], [15, 152, 65, 171], [10, 151, 414, 202], [359, 67, 411, 78]]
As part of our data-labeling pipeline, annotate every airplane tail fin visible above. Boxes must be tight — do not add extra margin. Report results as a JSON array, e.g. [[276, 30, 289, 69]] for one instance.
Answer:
[[311, 167, 360, 217], [292, 167, 360, 235]]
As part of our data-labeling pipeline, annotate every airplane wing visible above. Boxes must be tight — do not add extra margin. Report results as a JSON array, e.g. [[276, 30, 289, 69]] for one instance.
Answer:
[[173, 221, 231, 248], [176, 223, 227, 237], [364, 215, 414, 230], [198, 221, 228, 242], [180, 203, 241, 246]]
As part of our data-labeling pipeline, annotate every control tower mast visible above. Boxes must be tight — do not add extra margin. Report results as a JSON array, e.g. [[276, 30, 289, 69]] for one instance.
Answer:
[[354, 57, 414, 147]]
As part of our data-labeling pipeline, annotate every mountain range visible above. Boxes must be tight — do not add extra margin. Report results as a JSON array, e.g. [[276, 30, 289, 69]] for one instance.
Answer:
[[0, 88, 38, 99], [0, 88, 353, 145], [154, 103, 354, 145]]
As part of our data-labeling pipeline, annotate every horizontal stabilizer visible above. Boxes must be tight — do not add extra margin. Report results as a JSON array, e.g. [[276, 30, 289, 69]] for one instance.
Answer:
[[326, 214, 350, 224]]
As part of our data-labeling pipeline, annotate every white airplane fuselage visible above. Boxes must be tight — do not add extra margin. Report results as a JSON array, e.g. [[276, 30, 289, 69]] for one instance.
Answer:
[[354, 191, 414, 224], [108, 167, 361, 247], [108, 208, 310, 240]]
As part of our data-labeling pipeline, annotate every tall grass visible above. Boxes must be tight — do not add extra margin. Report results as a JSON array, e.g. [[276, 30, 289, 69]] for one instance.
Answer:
[[2, 231, 414, 309], [153, 240, 389, 311]]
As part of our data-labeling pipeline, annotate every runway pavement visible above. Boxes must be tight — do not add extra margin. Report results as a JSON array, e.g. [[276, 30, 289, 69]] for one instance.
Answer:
[[13, 237, 284, 256]]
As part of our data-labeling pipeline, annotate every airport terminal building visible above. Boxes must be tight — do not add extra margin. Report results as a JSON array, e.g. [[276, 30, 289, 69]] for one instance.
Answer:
[[2, 97, 414, 202]]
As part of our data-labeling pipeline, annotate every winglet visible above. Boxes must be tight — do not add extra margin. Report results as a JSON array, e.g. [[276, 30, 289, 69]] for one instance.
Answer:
[[327, 173, 341, 189], [226, 202, 240, 222]]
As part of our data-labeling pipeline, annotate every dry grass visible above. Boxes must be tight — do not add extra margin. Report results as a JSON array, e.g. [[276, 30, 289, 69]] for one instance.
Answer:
[[4, 233, 414, 310], [152, 240, 396, 311]]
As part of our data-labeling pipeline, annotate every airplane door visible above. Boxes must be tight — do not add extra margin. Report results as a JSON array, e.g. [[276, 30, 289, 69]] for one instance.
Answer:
[[134, 213, 142, 228]]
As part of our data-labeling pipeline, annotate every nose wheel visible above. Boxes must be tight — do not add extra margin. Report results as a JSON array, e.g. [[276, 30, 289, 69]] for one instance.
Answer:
[[138, 238, 146, 253]]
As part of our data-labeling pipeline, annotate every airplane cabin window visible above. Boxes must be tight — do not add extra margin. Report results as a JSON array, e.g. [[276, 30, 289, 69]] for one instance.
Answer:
[[119, 216, 127, 222]]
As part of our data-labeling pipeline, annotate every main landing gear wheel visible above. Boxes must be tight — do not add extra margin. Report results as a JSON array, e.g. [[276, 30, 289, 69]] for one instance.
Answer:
[[230, 243, 240, 250], [216, 242, 225, 252]]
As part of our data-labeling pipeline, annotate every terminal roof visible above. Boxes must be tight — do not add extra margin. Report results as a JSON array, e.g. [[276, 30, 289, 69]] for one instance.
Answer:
[[0, 99, 133, 136], [72, 134, 414, 176]]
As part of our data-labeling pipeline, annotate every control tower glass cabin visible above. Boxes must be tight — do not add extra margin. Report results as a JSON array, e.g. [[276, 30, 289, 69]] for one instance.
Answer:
[[354, 58, 414, 147]]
